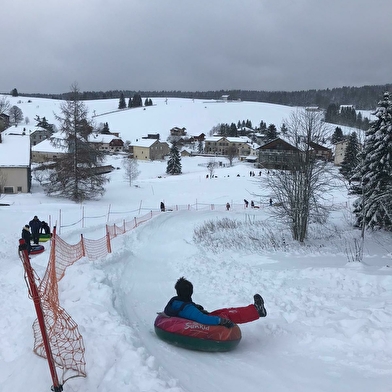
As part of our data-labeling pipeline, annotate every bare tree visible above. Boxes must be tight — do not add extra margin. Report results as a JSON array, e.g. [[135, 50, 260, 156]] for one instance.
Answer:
[[207, 159, 216, 178], [227, 145, 237, 166], [0, 95, 11, 115], [9, 105, 24, 125], [123, 157, 140, 186], [267, 109, 335, 242], [0, 170, 8, 198]]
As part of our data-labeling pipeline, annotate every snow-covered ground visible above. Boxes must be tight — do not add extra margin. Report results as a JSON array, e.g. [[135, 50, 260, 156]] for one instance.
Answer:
[[1, 97, 391, 392]]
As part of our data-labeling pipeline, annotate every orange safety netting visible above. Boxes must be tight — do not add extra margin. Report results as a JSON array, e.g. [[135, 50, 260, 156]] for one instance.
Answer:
[[31, 210, 159, 385]]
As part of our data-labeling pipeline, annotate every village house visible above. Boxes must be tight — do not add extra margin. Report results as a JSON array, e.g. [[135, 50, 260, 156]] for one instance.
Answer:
[[170, 127, 187, 137], [204, 136, 251, 157], [308, 141, 333, 161], [31, 135, 67, 163], [130, 139, 170, 161], [0, 132, 31, 193], [88, 133, 124, 153], [258, 138, 301, 170], [334, 140, 348, 166]]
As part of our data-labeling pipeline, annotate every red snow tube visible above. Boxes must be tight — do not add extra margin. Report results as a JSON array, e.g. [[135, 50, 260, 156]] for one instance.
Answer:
[[30, 244, 45, 255], [154, 313, 242, 352]]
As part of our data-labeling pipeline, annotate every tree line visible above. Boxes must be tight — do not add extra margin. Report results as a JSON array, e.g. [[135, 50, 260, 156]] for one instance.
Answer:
[[7, 84, 392, 110]]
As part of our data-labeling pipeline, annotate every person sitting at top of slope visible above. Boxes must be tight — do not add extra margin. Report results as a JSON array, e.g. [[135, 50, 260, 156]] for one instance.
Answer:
[[163, 277, 267, 328], [40, 220, 51, 235]]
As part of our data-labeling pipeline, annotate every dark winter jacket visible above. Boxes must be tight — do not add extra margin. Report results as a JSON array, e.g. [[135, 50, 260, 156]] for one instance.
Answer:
[[164, 296, 221, 325], [40, 222, 51, 235], [21, 227, 32, 251], [29, 217, 41, 234]]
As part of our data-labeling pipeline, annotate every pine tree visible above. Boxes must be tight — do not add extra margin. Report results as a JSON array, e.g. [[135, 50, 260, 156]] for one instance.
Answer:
[[36, 84, 108, 202], [118, 93, 126, 109], [266, 124, 278, 140], [339, 132, 360, 180], [166, 144, 182, 175], [331, 127, 344, 144], [353, 92, 392, 229]]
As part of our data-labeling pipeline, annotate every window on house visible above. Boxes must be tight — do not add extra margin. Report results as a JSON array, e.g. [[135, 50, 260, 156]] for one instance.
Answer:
[[4, 186, 14, 194], [17, 186, 22, 192]]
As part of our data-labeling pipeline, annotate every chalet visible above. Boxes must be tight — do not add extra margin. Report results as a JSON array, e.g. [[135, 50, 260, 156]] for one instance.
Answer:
[[0, 132, 31, 193], [308, 141, 333, 161], [130, 139, 170, 161], [88, 133, 124, 153], [258, 138, 300, 170], [170, 127, 187, 137], [192, 133, 205, 142]]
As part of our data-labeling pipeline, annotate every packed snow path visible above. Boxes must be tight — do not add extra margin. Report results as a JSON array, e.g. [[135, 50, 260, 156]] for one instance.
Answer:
[[112, 210, 392, 392]]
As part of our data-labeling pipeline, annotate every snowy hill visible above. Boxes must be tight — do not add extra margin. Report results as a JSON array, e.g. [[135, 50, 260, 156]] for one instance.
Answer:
[[1, 96, 391, 392]]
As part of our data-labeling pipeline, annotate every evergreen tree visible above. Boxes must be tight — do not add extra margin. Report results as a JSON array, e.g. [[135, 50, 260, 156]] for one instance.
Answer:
[[280, 123, 288, 136], [228, 123, 237, 137], [101, 122, 110, 134], [131, 93, 143, 108], [325, 103, 339, 123], [118, 93, 126, 109], [166, 143, 182, 175], [36, 84, 108, 202], [11, 88, 18, 97], [266, 124, 278, 140], [331, 127, 344, 144], [352, 92, 392, 229], [339, 132, 360, 180]]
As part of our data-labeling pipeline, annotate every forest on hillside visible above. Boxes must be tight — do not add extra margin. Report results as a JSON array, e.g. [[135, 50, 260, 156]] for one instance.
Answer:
[[12, 83, 392, 110]]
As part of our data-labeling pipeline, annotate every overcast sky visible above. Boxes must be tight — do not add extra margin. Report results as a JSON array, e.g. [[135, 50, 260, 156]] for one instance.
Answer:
[[2, 0, 392, 95]]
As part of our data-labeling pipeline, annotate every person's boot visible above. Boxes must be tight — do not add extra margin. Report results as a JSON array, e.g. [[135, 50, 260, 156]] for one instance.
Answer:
[[254, 294, 267, 317]]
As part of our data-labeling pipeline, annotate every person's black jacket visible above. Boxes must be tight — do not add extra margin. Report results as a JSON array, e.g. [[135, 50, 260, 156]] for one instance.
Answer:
[[21, 227, 32, 254]]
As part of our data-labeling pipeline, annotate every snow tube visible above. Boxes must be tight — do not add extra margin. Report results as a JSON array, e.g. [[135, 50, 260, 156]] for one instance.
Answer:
[[30, 244, 45, 255], [39, 234, 51, 242], [154, 313, 242, 352]]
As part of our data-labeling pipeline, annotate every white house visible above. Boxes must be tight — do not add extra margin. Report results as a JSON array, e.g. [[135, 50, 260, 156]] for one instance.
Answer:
[[0, 132, 31, 193]]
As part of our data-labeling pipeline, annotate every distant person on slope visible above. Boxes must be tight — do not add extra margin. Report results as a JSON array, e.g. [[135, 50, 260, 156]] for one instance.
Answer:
[[163, 277, 267, 328]]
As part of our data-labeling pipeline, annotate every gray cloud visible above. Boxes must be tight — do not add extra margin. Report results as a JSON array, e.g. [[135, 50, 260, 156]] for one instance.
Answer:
[[2, 0, 392, 94]]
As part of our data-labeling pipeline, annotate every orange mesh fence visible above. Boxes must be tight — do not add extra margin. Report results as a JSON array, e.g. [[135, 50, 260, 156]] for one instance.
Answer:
[[30, 209, 160, 385], [35, 228, 87, 385]]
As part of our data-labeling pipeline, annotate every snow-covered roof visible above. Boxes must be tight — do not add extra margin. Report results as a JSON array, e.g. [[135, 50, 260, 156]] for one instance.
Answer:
[[226, 136, 251, 143], [88, 133, 121, 144], [205, 136, 225, 142], [131, 138, 158, 148], [0, 133, 30, 167], [32, 132, 67, 153]]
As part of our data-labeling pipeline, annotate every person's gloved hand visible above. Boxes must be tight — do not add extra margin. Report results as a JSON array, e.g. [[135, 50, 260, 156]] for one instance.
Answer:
[[219, 318, 234, 328]]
